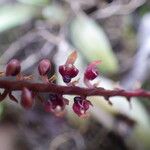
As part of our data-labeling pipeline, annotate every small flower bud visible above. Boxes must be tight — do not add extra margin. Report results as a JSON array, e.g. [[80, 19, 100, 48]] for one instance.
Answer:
[[38, 59, 51, 76], [6, 59, 21, 76], [21, 87, 34, 109], [84, 61, 101, 80], [73, 96, 92, 117]]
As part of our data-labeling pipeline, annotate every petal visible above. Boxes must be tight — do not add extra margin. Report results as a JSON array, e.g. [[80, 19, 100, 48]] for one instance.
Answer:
[[44, 101, 53, 112], [63, 98, 69, 105], [87, 60, 101, 69], [66, 51, 77, 65], [73, 102, 83, 116]]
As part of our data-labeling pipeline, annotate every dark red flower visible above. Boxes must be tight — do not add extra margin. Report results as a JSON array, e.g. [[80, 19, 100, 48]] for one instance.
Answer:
[[84, 60, 101, 80], [44, 94, 69, 113], [38, 59, 51, 76], [59, 64, 79, 83], [6, 59, 21, 76], [21, 87, 34, 109], [59, 51, 79, 83], [73, 96, 92, 117]]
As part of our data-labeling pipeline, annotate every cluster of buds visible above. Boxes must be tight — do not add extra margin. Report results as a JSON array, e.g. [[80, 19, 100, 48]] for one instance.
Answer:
[[0, 51, 101, 117]]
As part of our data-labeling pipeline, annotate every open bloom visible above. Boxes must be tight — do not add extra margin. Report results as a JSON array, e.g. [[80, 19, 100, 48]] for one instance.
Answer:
[[44, 94, 69, 114], [84, 60, 101, 88], [84, 60, 101, 80], [59, 64, 79, 83], [59, 51, 79, 83], [73, 96, 92, 117]]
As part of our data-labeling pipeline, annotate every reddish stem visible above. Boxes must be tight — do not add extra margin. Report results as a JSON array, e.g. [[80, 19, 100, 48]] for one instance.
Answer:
[[0, 79, 150, 99]]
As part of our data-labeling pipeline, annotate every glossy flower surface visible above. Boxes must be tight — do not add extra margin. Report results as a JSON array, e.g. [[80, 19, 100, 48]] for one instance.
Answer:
[[84, 60, 101, 80], [59, 64, 79, 83], [59, 51, 79, 83], [6, 59, 21, 76], [38, 59, 51, 76], [21, 87, 34, 109], [73, 96, 92, 117]]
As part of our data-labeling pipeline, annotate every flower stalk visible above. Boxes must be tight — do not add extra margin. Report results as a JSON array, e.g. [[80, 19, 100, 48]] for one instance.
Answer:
[[0, 79, 150, 99]]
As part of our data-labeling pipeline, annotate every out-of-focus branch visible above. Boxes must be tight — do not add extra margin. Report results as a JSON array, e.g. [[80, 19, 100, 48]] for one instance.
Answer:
[[0, 31, 37, 64], [91, 0, 146, 19], [37, 29, 61, 45]]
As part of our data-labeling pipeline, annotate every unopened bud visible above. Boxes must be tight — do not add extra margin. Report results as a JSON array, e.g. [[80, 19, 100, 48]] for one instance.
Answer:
[[6, 59, 21, 76], [21, 87, 34, 109], [38, 59, 51, 76]]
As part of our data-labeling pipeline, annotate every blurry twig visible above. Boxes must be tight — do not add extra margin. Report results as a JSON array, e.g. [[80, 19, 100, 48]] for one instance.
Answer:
[[37, 29, 61, 45], [21, 42, 54, 71], [0, 79, 150, 99], [121, 13, 150, 89], [91, 0, 146, 19], [0, 31, 37, 64]]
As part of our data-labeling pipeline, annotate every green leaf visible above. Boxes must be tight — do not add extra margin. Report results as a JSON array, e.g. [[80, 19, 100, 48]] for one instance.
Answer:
[[70, 15, 119, 74], [0, 4, 38, 32], [42, 5, 68, 24], [18, 0, 49, 6]]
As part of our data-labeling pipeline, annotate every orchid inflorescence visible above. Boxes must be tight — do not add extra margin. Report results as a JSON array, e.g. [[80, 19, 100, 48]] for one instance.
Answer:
[[0, 51, 150, 117], [0, 51, 99, 117]]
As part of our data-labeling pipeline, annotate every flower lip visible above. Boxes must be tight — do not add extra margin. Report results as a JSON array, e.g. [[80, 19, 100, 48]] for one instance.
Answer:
[[44, 94, 69, 113], [63, 75, 71, 83]]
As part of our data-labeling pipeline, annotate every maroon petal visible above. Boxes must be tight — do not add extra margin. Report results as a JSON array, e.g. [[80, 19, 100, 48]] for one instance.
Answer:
[[83, 100, 93, 110], [59, 51, 79, 83], [84, 60, 101, 80], [73, 102, 84, 116], [73, 96, 92, 117], [44, 94, 68, 113]]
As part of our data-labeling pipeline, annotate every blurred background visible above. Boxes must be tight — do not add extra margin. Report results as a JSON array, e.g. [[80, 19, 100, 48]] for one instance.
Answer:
[[0, 0, 150, 149]]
